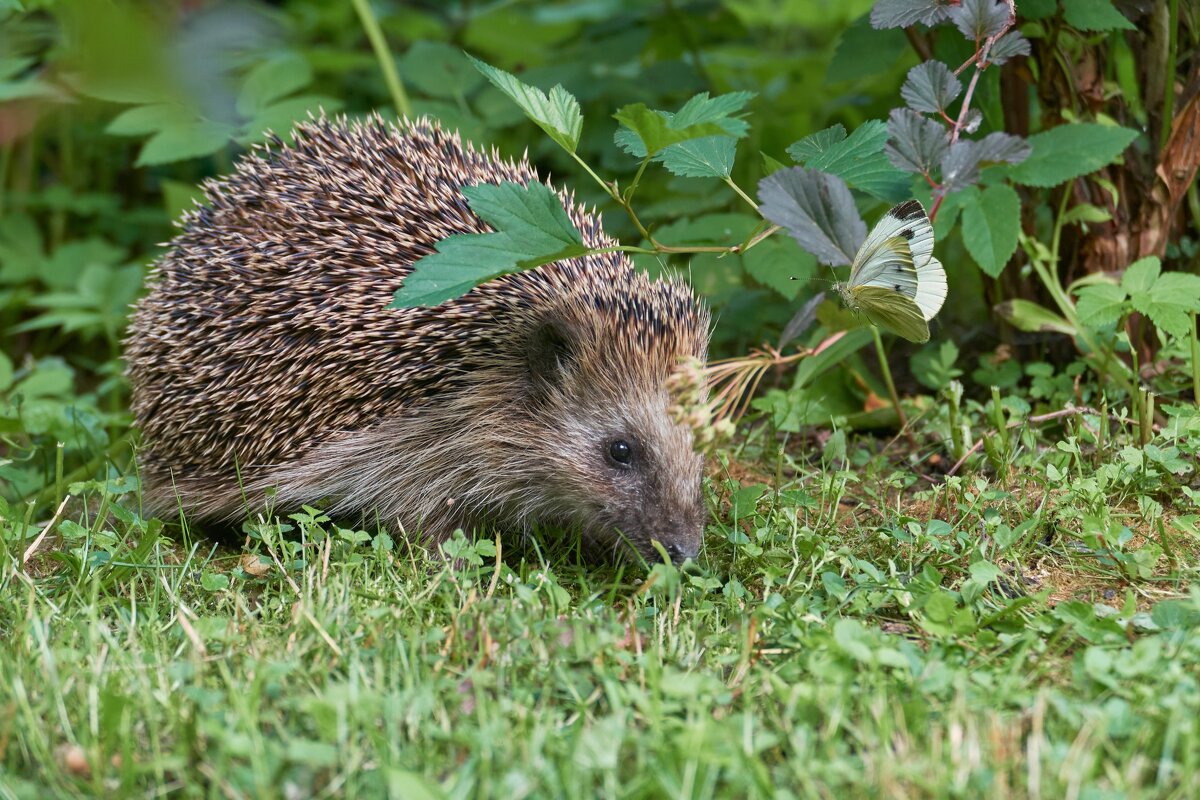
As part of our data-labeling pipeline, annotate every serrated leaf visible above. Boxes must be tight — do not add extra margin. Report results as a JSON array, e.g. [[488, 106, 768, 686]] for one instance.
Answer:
[[757, 167, 866, 267], [901, 61, 961, 115], [136, 121, 234, 167], [975, 131, 1032, 164], [613, 104, 727, 158], [1121, 256, 1160, 294], [994, 299, 1075, 335], [398, 41, 483, 100], [670, 91, 755, 132], [1009, 124, 1138, 187], [1122, 258, 1200, 339], [613, 92, 752, 162], [870, 0, 953, 29], [106, 103, 189, 137], [788, 125, 847, 162], [885, 109, 950, 175], [1062, 0, 1135, 31], [940, 133, 1030, 192], [1075, 282, 1128, 328], [940, 142, 982, 193], [950, 0, 1011, 41], [658, 135, 737, 178], [961, 183, 1020, 276], [390, 181, 586, 308], [988, 31, 1031, 65], [236, 54, 312, 117], [469, 55, 582, 153], [788, 120, 911, 201]]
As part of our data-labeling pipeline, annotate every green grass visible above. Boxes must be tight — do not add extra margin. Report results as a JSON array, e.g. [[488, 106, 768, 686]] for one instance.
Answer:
[[2, 408, 1199, 798]]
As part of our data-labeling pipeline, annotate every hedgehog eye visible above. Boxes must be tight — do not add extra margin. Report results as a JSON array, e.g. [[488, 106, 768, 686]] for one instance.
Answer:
[[607, 439, 634, 466]]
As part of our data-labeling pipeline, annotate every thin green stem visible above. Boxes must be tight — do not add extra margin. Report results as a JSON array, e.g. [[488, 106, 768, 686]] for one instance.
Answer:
[[871, 327, 909, 434], [1190, 311, 1199, 405], [723, 177, 758, 211], [351, 0, 412, 118], [625, 157, 653, 202], [1160, 0, 1179, 154], [1032, 187, 1135, 397]]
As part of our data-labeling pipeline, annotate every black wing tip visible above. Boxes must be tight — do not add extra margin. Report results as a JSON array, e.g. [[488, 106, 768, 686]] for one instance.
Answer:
[[890, 200, 926, 222]]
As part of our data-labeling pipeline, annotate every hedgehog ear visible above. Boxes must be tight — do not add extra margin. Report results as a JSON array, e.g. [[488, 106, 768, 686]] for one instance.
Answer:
[[526, 320, 577, 394]]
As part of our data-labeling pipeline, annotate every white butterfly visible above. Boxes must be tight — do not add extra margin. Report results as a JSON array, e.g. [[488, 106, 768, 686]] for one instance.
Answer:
[[834, 200, 947, 343]]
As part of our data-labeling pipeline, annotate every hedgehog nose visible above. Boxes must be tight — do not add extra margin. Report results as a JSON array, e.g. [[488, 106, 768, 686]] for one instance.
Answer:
[[664, 541, 699, 565]]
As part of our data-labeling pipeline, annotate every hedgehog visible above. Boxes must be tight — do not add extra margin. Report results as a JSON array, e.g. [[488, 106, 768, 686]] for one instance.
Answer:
[[125, 115, 712, 563]]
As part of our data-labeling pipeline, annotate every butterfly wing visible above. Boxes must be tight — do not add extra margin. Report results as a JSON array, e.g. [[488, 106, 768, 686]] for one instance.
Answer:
[[913, 256, 947, 321], [849, 200, 933, 296], [851, 285, 930, 343]]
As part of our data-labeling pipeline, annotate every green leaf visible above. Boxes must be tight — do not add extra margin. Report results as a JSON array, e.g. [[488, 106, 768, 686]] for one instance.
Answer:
[[994, 299, 1075, 335], [106, 103, 189, 137], [1009, 124, 1138, 187], [390, 181, 586, 308], [1120, 256, 1160, 294], [398, 41, 484, 100], [1062, 0, 1136, 31], [200, 572, 230, 592], [468, 55, 582, 153], [742, 236, 813, 300], [1075, 282, 1128, 328], [241, 95, 343, 144], [961, 183, 1020, 277], [657, 135, 737, 178], [236, 54, 312, 117], [1129, 260, 1200, 339], [0, 350, 12, 392], [612, 104, 726, 158], [788, 120, 911, 202], [136, 121, 235, 167]]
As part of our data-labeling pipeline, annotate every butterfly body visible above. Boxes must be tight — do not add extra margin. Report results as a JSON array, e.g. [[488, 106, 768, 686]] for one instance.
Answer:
[[835, 200, 947, 343]]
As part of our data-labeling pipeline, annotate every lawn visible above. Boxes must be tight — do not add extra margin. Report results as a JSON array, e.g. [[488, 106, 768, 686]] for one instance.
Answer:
[[4, 409, 1199, 797], [2, 0, 1199, 797]]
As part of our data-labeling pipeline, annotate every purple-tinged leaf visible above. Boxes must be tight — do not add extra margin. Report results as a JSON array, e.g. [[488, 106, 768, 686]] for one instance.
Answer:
[[940, 141, 983, 193], [900, 61, 962, 115], [988, 31, 1031, 65], [778, 292, 827, 350], [940, 132, 1031, 192], [870, 0, 954, 29], [885, 109, 949, 175], [949, 0, 1011, 41], [975, 132, 1031, 164], [757, 167, 866, 267]]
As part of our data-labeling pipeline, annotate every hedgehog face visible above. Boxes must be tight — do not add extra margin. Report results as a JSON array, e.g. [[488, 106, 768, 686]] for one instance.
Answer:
[[520, 315, 708, 564]]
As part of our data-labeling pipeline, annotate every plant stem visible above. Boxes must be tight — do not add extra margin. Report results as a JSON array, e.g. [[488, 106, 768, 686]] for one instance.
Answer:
[[1160, 0, 1179, 154], [351, 0, 412, 119], [871, 327, 909, 434], [1190, 311, 1199, 405], [723, 177, 758, 211]]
